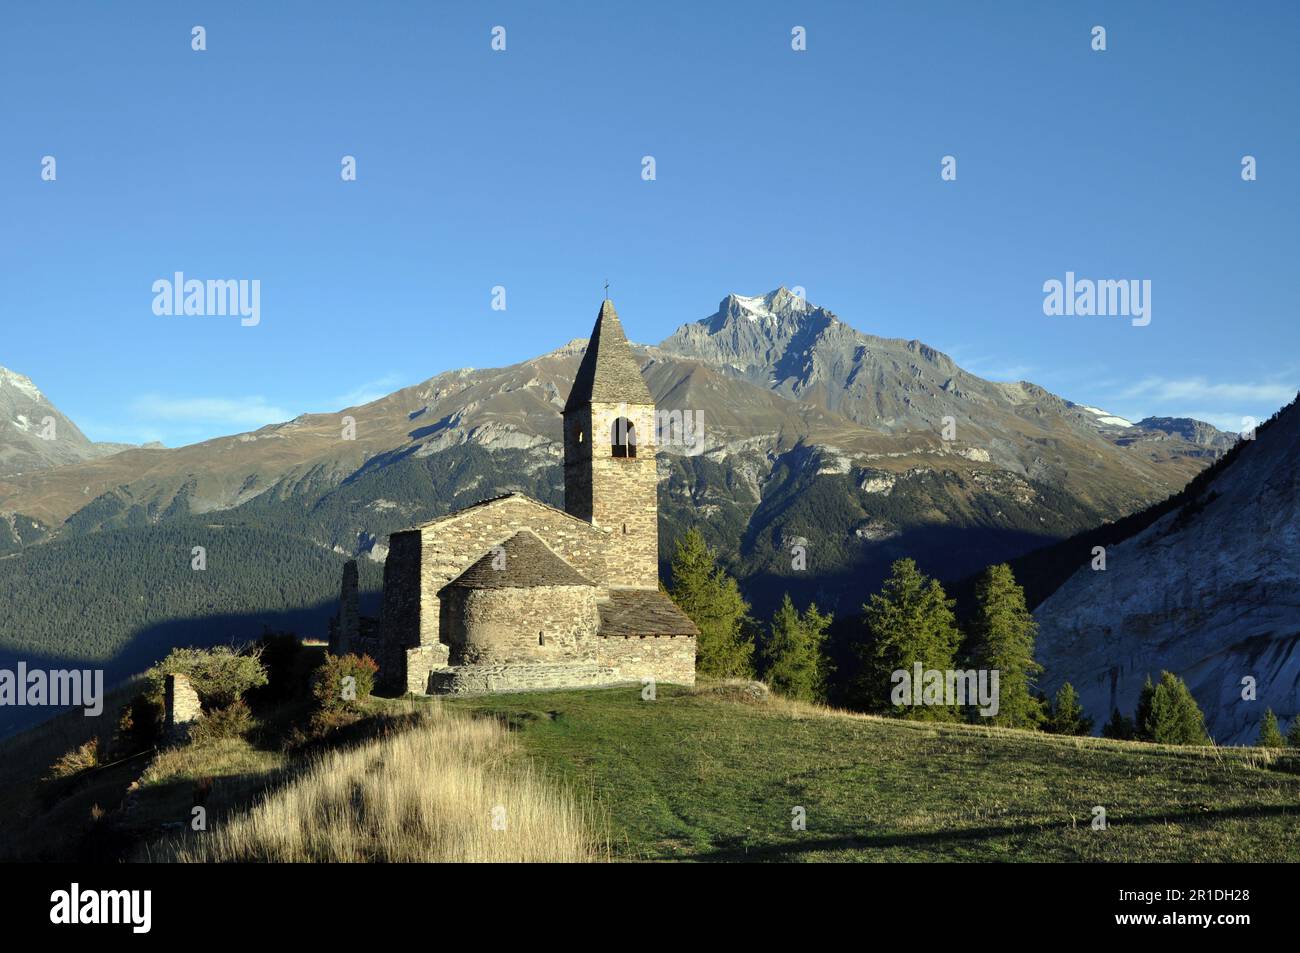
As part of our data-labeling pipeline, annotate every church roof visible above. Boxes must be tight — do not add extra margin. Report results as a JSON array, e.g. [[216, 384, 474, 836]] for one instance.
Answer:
[[448, 530, 596, 590], [563, 299, 654, 412], [598, 589, 700, 637]]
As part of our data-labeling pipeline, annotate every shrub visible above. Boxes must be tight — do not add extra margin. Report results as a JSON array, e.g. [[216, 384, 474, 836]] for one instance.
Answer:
[[311, 654, 378, 714], [189, 699, 255, 745], [48, 738, 101, 779], [146, 645, 268, 710]]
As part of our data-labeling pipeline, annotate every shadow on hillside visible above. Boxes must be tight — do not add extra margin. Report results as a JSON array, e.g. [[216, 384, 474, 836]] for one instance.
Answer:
[[686, 802, 1300, 862], [0, 590, 381, 740], [734, 522, 1060, 621]]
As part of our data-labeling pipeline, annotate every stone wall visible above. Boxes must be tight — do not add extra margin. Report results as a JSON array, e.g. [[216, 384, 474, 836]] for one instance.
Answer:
[[424, 633, 696, 695], [329, 559, 360, 655], [428, 661, 621, 695], [404, 643, 450, 694], [414, 496, 610, 649], [598, 634, 696, 687], [564, 400, 658, 589], [164, 673, 202, 741], [445, 584, 600, 666], [378, 530, 422, 692]]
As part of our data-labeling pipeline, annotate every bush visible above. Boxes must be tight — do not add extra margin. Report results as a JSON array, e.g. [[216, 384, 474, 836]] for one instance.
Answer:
[[189, 699, 255, 745], [146, 645, 268, 710], [48, 738, 101, 779], [311, 654, 378, 715]]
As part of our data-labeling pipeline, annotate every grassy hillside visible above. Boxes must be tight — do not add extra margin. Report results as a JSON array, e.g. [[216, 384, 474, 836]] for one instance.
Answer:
[[447, 685, 1300, 862], [7, 681, 1297, 863]]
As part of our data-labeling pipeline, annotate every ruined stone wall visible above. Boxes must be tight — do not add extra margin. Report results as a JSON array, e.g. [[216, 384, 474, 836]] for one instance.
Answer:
[[378, 530, 422, 691], [428, 661, 620, 695], [598, 635, 696, 687], [329, 560, 360, 655], [404, 644, 451, 694], [164, 673, 202, 741], [445, 585, 599, 666]]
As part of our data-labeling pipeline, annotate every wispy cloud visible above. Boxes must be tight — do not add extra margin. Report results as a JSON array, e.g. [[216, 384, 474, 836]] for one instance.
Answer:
[[329, 373, 406, 409], [1120, 376, 1297, 404], [128, 394, 293, 428], [943, 348, 1036, 382]]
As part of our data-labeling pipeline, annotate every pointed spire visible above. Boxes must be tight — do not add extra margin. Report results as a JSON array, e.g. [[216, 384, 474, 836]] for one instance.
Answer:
[[564, 299, 653, 412]]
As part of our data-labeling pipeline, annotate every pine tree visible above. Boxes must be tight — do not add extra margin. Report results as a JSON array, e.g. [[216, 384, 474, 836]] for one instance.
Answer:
[[1287, 716, 1300, 748], [668, 528, 754, 679], [1102, 708, 1136, 740], [762, 595, 833, 703], [1140, 671, 1211, 746], [1256, 708, 1285, 748], [1134, 675, 1156, 740], [859, 558, 962, 720], [970, 563, 1044, 728], [1045, 682, 1094, 735]]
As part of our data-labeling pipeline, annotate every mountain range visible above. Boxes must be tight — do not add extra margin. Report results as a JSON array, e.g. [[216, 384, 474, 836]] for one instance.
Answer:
[[0, 288, 1243, 734]]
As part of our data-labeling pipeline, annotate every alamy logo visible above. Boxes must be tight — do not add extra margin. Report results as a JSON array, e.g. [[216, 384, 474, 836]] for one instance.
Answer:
[[891, 663, 1000, 717], [0, 664, 103, 716], [152, 272, 261, 326], [50, 883, 151, 933], [1042, 271, 1150, 327], [654, 408, 705, 456]]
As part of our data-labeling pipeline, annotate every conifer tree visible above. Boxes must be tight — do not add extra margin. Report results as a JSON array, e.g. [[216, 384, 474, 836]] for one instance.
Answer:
[[668, 528, 754, 679], [1134, 675, 1156, 740], [859, 558, 962, 720], [970, 563, 1044, 728], [1139, 671, 1211, 745], [1256, 708, 1285, 748], [1102, 708, 1136, 740], [1045, 682, 1094, 735], [1287, 715, 1300, 748], [762, 595, 833, 703]]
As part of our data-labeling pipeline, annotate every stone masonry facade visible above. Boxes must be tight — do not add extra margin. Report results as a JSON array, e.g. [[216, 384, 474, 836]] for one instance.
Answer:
[[339, 299, 699, 697]]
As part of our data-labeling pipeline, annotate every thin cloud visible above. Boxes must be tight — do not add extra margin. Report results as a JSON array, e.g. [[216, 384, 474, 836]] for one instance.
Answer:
[[1121, 377, 1297, 404], [128, 394, 293, 429], [330, 373, 406, 409]]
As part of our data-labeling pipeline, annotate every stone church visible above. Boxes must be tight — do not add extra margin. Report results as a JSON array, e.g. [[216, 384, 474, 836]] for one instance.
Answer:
[[329, 299, 699, 695]]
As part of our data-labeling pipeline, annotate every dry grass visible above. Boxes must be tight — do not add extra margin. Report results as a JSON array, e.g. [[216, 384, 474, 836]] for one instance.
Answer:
[[148, 701, 606, 862]]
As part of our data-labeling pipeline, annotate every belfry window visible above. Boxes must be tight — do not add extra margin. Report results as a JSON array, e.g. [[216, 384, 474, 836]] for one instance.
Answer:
[[611, 417, 637, 458]]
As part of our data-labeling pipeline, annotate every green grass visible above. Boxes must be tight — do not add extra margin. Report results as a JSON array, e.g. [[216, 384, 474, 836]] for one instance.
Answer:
[[436, 684, 1300, 862], [8, 679, 1298, 862]]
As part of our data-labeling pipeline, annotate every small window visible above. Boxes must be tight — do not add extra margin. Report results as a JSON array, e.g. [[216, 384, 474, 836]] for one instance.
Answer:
[[538, 632, 545, 646], [611, 417, 637, 458]]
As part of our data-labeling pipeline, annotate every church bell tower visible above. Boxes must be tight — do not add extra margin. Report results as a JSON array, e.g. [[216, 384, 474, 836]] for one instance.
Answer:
[[563, 299, 659, 589]]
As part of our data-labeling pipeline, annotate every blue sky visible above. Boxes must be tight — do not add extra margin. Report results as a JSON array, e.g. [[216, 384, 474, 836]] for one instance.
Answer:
[[2, 0, 1297, 446]]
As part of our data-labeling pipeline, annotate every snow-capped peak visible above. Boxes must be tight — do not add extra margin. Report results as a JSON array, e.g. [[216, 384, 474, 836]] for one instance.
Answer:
[[727, 287, 810, 321], [0, 367, 43, 402]]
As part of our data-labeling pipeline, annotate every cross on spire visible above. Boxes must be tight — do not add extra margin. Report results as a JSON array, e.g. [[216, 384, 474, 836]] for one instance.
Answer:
[[604, 279, 609, 299]]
